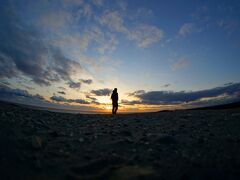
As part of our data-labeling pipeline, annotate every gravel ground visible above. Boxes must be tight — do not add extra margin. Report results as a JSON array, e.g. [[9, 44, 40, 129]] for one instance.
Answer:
[[1, 101, 240, 180]]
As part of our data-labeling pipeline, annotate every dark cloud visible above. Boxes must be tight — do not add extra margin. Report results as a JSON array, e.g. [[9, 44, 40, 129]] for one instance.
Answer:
[[187, 94, 240, 108], [0, 84, 56, 108], [91, 88, 112, 96], [0, 2, 82, 86], [0, 2, 49, 85], [90, 100, 100, 105], [50, 48, 83, 82], [224, 82, 234, 86], [34, 94, 45, 100], [73, 99, 91, 104], [0, 83, 101, 110], [67, 81, 81, 89], [121, 99, 142, 105], [127, 90, 145, 96], [86, 95, 100, 104], [0, 54, 19, 78], [58, 86, 66, 90], [0, 81, 11, 86], [57, 91, 66, 95], [50, 96, 90, 104], [80, 79, 93, 84], [125, 83, 240, 105], [0, 84, 45, 101], [23, 85, 35, 90], [163, 84, 171, 88], [86, 95, 97, 101]]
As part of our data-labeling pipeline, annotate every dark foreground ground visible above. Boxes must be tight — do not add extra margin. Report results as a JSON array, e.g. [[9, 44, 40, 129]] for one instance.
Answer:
[[1, 101, 240, 180]]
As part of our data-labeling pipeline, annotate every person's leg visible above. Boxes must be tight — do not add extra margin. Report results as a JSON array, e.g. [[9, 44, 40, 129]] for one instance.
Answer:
[[114, 105, 118, 114], [112, 105, 114, 114]]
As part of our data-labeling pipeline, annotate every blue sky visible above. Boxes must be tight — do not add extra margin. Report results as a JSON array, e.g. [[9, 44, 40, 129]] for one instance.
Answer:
[[0, 0, 240, 112]]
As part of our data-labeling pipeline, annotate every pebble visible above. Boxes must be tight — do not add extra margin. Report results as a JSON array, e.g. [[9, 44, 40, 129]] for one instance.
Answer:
[[231, 113, 240, 117], [109, 165, 155, 179], [132, 148, 136, 152], [48, 130, 59, 137], [120, 130, 132, 136], [31, 136, 42, 149], [197, 137, 206, 144], [78, 137, 84, 142], [156, 135, 177, 144]]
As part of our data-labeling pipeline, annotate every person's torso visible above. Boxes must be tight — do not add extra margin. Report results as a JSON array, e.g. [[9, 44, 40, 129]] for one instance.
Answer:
[[112, 93, 118, 101]]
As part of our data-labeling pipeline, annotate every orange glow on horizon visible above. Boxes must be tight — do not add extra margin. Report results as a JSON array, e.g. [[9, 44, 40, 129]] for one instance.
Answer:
[[45, 95, 186, 113]]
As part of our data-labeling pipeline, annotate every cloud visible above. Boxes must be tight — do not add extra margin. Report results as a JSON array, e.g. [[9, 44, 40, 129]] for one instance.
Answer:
[[179, 23, 194, 37], [0, 0, 165, 91], [85, 95, 100, 104], [99, 10, 128, 33], [57, 91, 66, 95], [86, 26, 118, 54], [86, 95, 97, 101], [52, 25, 118, 55], [62, 0, 84, 7], [127, 90, 145, 96], [91, 88, 112, 96], [50, 96, 66, 102], [0, 4, 49, 85], [50, 32, 89, 53], [117, 0, 127, 10], [187, 93, 240, 108], [96, 33, 118, 54], [0, 53, 19, 78], [75, 3, 93, 20], [0, 84, 45, 102], [163, 84, 171, 88], [0, 81, 11, 86], [80, 79, 93, 84], [191, 6, 210, 23], [171, 58, 189, 71], [0, 3, 83, 86], [67, 81, 81, 89], [217, 19, 239, 34], [0, 83, 97, 107], [50, 48, 83, 82], [0, 84, 101, 111], [50, 95, 90, 104], [135, 8, 153, 18], [23, 85, 35, 90], [224, 82, 234, 86], [58, 86, 67, 90], [128, 24, 164, 48], [125, 82, 240, 105], [38, 10, 72, 30], [98, 10, 163, 48], [121, 99, 141, 105], [92, 0, 104, 7]]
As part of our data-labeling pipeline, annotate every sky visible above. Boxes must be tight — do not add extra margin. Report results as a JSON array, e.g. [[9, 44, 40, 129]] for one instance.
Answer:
[[0, 0, 240, 112]]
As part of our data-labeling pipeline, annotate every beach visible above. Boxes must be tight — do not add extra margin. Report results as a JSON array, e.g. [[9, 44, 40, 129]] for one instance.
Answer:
[[1, 101, 240, 180]]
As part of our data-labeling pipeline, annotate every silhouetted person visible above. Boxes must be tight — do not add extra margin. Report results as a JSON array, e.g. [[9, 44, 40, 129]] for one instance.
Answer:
[[111, 88, 118, 114]]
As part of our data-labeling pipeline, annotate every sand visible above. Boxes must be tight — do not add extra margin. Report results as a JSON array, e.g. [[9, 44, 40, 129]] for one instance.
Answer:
[[1, 101, 240, 180]]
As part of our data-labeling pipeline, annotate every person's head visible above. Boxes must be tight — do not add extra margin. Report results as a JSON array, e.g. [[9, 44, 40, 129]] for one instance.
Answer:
[[113, 88, 117, 93]]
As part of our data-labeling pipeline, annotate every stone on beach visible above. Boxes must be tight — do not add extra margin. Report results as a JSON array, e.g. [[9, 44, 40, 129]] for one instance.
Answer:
[[31, 136, 42, 149], [155, 134, 177, 144]]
